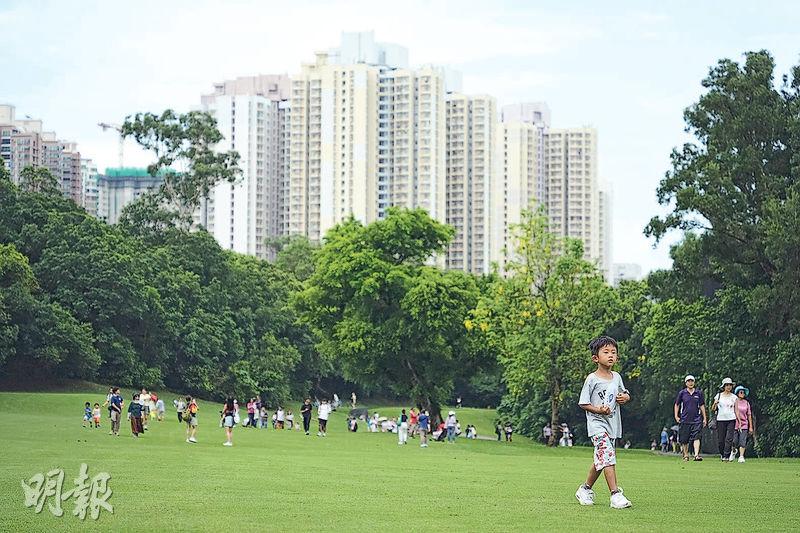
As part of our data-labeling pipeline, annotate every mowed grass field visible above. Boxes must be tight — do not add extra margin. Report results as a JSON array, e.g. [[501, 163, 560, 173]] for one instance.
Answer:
[[0, 390, 798, 532]]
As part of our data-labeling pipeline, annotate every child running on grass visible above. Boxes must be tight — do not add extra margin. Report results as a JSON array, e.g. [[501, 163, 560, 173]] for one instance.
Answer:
[[82, 402, 92, 428], [92, 403, 102, 428], [575, 336, 632, 509]]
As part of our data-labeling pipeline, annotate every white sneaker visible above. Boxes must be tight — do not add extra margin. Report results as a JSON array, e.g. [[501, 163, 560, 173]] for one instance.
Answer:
[[738, 456, 745, 463], [575, 485, 595, 506], [610, 488, 632, 509], [729, 451, 736, 461], [223, 441, 232, 447], [188, 437, 197, 443]]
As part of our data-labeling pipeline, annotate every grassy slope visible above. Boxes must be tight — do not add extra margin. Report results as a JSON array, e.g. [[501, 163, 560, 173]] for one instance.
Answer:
[[0, 391, 797, 532]]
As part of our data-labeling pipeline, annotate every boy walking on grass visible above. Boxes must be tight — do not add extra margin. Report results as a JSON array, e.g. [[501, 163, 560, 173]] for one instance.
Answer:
[[575, 336, 632, 509]]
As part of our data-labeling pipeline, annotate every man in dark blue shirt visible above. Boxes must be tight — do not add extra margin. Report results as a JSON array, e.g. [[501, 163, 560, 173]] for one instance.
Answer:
[[674, 375, 707, 461], [109, 387, 123, 436]]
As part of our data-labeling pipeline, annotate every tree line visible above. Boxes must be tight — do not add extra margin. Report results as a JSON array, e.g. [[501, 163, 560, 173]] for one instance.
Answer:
[[0, 50, 797, 456]]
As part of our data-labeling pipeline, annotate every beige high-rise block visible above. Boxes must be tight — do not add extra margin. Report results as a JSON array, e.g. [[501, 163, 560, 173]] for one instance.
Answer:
[[446, 94, 496, 274], [289, 53, 380, 242]]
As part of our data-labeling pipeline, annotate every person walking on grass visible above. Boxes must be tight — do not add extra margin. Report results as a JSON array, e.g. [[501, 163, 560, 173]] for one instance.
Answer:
[[139, 389, 151, 430], [398, 409, 409, 445], [82, 402, 92, 428], [109, 387, 123, 436], [575, 336, 632, 509], [92, 403, 102, 429], [712, 377, 737, 461], [128, 393, 144, 438], [445, 411, 457, 443], [174, 397, 186, 423], [660, 427, 669, 453], [221, 397, 236, 446], [317, 398, 331, 437], [184, 395, 199, 443], [409, 407, 419, 438], [301, 398, 313, 435], [418, 410, 430, 448], [733, 386, 754, 463], [674, 375, 707, 462]]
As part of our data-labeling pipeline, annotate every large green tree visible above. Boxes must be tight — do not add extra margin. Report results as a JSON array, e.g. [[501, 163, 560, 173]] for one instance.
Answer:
[[643, 51, 800, 455], [296, 208, 481, 422], [120, 109, 241, 230], [19, 166, 60, 196], [472, 210, 621, 444]]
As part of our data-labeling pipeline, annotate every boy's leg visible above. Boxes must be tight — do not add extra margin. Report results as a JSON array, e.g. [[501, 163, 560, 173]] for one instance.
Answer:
[[584, 463, 602, 488], [602, 465, 619, 492], [693, 438, 701, 457]]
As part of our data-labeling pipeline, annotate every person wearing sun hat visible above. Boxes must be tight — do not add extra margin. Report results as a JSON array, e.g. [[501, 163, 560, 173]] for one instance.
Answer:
[[733, 385, 754, 463], [674, 375, 707, 461], [711, 377, 737, 461]]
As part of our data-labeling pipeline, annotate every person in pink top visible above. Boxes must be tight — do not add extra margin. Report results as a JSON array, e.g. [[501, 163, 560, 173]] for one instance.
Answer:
[[733, 385, 754, 463]]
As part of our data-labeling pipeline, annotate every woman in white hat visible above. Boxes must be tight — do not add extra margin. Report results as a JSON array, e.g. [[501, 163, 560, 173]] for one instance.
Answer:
[[711, 378, 737, 461]]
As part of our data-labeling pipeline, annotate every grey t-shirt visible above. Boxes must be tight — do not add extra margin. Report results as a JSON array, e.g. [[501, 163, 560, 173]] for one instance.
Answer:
[[579, 371, 627, 438]]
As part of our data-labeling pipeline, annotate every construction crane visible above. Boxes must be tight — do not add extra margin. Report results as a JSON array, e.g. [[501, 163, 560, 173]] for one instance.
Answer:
[[97, 122, 124, 169]]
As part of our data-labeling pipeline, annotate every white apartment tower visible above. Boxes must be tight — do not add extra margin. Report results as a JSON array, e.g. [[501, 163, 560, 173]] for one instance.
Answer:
[[544, 127, 600, 266], [379, 66, 447, 222], [445, 94, 496, 273], [490, 103, 550, 274], [81, 158, 99, 217], [200, 74, 290, 258]]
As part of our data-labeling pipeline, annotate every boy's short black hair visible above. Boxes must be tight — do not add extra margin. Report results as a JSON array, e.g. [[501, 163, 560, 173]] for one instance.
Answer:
[[85, 402, 90, 406], [588, 335, 618, 356]]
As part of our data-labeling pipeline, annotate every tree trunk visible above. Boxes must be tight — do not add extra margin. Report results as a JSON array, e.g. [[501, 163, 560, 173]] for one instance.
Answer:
[[548, 378, 561, 446], [417, 395, 443, 427]]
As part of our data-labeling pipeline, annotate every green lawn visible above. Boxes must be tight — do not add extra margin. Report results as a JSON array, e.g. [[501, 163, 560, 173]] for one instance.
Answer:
[[1, 390, 798, 532]]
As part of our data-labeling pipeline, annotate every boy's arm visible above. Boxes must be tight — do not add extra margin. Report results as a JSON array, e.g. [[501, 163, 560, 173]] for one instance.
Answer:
[[580, 403, 611, 415], [673, 402, 680, 423]]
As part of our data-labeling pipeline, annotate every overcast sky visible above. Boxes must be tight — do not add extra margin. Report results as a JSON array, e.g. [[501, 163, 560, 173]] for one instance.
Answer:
[[2, 0, 798, 273]]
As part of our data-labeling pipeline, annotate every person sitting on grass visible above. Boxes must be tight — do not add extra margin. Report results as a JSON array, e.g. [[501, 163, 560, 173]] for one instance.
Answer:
[[575, 335, 632, 509], [128, 393, 144, 438], [82, 402, 92, 428]]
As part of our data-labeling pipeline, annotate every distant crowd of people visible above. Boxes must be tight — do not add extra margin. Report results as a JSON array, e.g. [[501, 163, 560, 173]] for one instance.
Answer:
[[86, 388, 494, 448]]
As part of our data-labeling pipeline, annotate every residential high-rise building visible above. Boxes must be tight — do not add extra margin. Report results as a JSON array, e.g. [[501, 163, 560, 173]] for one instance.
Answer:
[[544, 126, 600, 265], [0, 104, 85, 204], [97, 168, 163, 224], [199, 74, 291, 258], [445, 94, 496, 273], [81, 158, 100, 217], [379, 66, 447, 222], [289, 33, 452, 244], [598, 183, 613, 280], [490, 103, 550, 274], [289, 54, 381, 241]]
